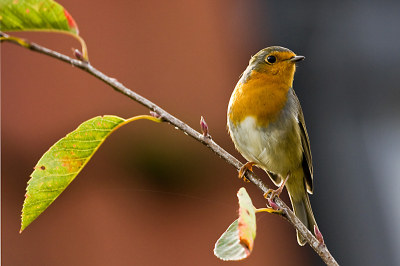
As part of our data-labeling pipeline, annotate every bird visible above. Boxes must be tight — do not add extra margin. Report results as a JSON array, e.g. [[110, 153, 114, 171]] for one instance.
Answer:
[[227, 46, 317, 246]]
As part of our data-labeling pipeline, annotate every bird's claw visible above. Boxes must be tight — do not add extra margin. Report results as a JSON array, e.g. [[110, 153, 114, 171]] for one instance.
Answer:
[[238, 162, 255, 182], [263, 173, 290, 207]]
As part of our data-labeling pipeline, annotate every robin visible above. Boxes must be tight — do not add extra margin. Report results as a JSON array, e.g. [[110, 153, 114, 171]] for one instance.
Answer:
[[227, 46, 317, 245]]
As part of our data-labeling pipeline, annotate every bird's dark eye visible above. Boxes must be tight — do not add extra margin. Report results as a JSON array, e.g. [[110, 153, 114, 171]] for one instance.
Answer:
[[266, 55, 276, 64]]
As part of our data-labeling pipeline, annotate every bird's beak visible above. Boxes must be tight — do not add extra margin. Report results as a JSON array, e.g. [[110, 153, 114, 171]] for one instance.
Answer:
[[289, 55, 305, 62]]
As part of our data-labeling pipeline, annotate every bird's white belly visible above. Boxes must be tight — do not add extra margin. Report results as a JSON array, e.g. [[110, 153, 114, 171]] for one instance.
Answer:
[[228, 116, 303, 176]]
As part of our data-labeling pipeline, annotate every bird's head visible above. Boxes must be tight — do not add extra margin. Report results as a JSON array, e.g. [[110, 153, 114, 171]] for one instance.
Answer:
[[243, 46, 304, 87]]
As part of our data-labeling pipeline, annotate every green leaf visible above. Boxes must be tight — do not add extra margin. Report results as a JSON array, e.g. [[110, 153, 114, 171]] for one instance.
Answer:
[[0, 0, 88, 60], [20, 115, 162, 232], [0, 0, 78, 34], [214, 187, 257, 261], [214, 219, 246, 261]]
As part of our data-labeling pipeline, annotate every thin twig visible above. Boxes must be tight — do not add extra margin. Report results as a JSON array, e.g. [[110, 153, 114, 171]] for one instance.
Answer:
[[2, 32, 339, 266]]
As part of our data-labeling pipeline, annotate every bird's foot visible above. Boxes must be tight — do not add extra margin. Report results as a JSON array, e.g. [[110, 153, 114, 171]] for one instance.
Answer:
[[264, 172, 290, 204], [238, 162, 255, 182]]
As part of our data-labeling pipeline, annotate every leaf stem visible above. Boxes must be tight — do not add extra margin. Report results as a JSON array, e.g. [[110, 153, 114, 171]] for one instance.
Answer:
[[0, 31, 88, 60], [72, 34, 88, 61], [255, 208, 283, 215], [113, 115, 163, 132]]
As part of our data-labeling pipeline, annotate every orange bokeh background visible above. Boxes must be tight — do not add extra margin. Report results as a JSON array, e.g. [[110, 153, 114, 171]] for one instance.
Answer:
[[2, 1, 319, 265], [4, 1, 400, 265]]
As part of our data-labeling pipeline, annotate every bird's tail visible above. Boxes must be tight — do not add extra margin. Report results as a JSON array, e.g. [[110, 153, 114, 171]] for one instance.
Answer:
[[287, 182, 317, 246]]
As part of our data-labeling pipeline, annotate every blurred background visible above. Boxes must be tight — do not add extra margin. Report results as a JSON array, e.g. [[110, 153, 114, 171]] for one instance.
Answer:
[[2, 0, 400, 265]]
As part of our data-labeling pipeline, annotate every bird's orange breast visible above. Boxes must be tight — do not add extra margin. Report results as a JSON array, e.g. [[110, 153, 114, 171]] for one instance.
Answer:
[[228, 70, 290, 128]]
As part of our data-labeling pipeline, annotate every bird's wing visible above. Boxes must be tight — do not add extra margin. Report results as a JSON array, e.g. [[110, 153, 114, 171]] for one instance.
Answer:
[[291, 88, 314, 193]]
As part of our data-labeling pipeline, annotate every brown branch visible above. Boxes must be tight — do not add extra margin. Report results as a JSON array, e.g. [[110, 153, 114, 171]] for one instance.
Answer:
[[1, 32, 339, 266]]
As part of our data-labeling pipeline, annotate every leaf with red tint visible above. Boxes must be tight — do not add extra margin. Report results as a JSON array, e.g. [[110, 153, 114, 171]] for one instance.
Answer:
[[0, 0, 78, 34], [63, 9, 78, 33], [0, 0, 88, 59], [237, 187, 256, 252], [214, 187, 256, 261]]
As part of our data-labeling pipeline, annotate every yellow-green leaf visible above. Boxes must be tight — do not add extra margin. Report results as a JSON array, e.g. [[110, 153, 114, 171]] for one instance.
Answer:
[[0, 0, 88, 59], [0, 0, 78, 34], [214, 187, 256, 261], [21, 115, 162, 232]]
